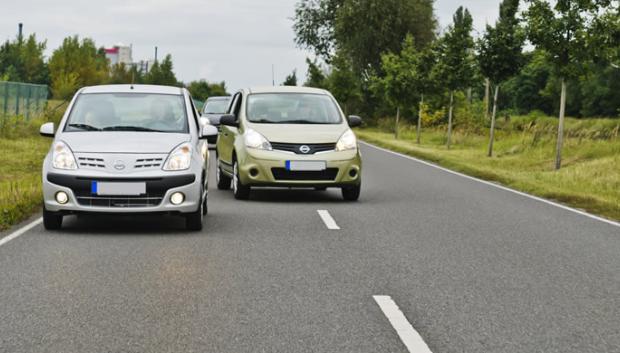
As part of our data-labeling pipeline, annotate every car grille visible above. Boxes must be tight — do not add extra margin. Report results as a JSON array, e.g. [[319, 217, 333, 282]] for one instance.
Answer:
[[78, 157, 105, 168], [271, 168, 339, 181], [76, 196, 163, 208], [134, 158, 164, 169], [270, 142, 336, 155]]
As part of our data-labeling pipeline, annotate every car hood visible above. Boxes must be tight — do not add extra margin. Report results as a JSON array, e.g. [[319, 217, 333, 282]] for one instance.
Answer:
[[248, 123, 349, 144], [59, 132, 190, 153]]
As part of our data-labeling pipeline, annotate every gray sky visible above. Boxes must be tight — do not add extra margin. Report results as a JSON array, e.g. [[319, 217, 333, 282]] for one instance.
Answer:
[[1, 0, 501, 92]]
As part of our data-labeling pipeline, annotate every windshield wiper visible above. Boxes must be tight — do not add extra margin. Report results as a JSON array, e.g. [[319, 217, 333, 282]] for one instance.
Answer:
[[276, 120, 325, 124], [102, 126, 165, 132], [68, 123, 101, 131]]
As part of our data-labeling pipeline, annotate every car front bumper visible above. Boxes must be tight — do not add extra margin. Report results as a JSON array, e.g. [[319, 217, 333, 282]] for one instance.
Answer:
[[43, 172, 202, 214], [237, 148, 362, 187]]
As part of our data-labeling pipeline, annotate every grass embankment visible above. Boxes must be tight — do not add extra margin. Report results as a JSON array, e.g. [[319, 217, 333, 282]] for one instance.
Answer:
[[0, 100, 66, 231], [357, 115, 620, 221]]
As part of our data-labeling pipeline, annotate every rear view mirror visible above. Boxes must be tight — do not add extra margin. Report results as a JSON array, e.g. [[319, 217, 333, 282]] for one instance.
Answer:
[[347, 115, 362, 128], [219, 114, 238, 127], [199, 124, 218, 143], [199, 116, 210, 127], [40, 122, 55, 137]]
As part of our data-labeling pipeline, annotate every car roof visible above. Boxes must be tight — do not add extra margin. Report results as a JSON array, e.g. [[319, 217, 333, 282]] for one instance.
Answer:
[[80, 84, 184, 95], [247, 86, 330, 95]]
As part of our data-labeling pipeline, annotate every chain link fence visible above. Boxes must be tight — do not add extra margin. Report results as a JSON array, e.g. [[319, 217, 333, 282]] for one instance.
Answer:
[[0, 81, 48, 119]]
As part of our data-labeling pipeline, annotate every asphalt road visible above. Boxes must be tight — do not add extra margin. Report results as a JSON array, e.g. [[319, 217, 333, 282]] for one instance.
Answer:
[[0, 143, 619, 353]]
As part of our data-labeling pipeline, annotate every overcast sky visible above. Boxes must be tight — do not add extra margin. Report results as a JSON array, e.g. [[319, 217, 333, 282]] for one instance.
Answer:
[[1, 0, 501, 91]]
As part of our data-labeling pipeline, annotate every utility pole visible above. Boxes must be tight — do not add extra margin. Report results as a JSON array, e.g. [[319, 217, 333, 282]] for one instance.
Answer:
[[154, 46, 158, 63], [18, 23, 23, 41], [272, 64, 275, 86]]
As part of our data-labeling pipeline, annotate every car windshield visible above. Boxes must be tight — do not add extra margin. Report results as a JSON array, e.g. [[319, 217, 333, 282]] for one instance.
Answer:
[[65, 93, 188, 133], [246, 93, 342, 124], [203, 99, 230, 114]]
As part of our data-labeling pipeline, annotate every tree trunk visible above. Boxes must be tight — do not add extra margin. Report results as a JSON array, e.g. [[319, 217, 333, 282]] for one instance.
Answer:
[[467, 87, 472, 104], [395, 106, 400, 140], [447, 91, 454, 149], [487, 84, 500, 157], [555, 78, 567, 170], [484, 78, 490, 120], [417, 94, 423, 144]]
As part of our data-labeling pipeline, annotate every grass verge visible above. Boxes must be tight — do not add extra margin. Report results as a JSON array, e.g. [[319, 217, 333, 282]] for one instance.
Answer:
[[0, 100, 65, 231], [357, 120, 619, 221]]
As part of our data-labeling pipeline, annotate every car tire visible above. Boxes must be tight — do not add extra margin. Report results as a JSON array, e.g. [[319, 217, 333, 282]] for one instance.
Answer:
[[233, 161, 250, 200], [186, 186, 205, 231], [341, 184, 361, 201], [43, 208, 63, 230], [216, 161, 231, 190]]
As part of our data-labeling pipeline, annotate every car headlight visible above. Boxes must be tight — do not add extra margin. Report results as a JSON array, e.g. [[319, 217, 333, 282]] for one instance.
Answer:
[[335, 129, 357, 151], [52, 141, 77, 170], [163, 142, 192, 171], [244, 129, 272, 150]]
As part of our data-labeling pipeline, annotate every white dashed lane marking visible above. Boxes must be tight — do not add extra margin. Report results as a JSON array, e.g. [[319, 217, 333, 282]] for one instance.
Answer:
[[317, 210, 340, 230], [373, 295, 433, 353]]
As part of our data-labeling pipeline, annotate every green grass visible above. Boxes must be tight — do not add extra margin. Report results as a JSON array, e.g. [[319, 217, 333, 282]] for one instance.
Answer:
[[357, 115, 620, 221], [0, 138, 50, 230], [0, 100, 65, 231]]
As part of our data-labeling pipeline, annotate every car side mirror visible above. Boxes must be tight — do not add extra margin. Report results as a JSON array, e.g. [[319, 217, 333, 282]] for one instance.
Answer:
[[199, 116, 210, 127], [219, 114, 238, 127], [40, 122, 55, 137], [347, 115, 362, 128], [199, 124, 219, 143]]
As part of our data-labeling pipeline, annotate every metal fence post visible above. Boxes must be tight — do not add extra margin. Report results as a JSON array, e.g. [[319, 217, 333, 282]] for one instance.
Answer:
[[15, 83, 20, 116], [3, 82, 9, 116]]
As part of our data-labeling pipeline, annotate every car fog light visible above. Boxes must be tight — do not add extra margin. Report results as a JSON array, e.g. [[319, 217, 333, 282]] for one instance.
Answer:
[[170, 192, 185, 205], [55, 191, 69, 204]]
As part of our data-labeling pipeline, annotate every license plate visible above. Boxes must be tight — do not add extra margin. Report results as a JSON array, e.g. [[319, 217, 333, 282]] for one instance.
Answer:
[[91, 181, 146, 196], [285, 161, 326, 171]]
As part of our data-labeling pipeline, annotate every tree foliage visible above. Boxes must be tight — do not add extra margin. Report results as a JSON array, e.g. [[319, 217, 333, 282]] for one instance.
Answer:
[[48, 36, 109, 99], [435, 7, 476, 92], [282, 69, 298, 86], [145, 55, 179, 86], [304, 58, 327, 88], [376, 35, 420, 111], [294, 0, 436, 75], [0, 34, 48, 84], [187, 80, 228, 101], [325, 51, 362, 113], [477, 0, 525, 85]]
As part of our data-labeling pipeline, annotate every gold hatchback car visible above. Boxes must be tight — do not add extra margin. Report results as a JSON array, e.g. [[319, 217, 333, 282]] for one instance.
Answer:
[[215, 86, 362, 201]]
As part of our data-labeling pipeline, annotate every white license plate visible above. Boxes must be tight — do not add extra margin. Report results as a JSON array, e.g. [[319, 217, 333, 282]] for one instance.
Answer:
[[92, 181, 146, 196], [285, 161, 327, 171]]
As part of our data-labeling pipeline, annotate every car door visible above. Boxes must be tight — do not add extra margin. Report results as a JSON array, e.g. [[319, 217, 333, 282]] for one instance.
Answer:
[[218, 92, 241, 172]]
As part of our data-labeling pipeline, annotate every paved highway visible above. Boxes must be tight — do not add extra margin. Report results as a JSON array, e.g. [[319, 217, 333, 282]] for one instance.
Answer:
[[0, 143, 618, 353]]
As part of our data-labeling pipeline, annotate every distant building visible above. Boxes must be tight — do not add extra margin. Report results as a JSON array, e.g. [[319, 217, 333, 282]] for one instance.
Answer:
[[105, 44, 133, 66]]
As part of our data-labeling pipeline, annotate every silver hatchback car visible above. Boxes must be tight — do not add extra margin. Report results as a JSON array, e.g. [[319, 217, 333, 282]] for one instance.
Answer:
[[39, 84, 218, 231]]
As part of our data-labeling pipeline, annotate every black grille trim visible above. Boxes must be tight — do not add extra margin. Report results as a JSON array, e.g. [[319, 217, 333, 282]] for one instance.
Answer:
[[270, 142, 336, 155], [76, 196, 163, 208], [271, 168, 338, 181]]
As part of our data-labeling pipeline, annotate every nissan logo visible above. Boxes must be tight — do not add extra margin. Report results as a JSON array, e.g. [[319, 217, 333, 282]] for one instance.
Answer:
[[113, 160, 126, 170], [299, 145, 311, 154]]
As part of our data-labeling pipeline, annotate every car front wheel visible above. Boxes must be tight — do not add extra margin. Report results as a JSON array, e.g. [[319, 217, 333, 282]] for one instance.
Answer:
[[233, 161, 250, 200], [186, 185, 205, 231], [216, 160, 232, 190], [43, 208, 63, 230], [341, 184, 361, 201]]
